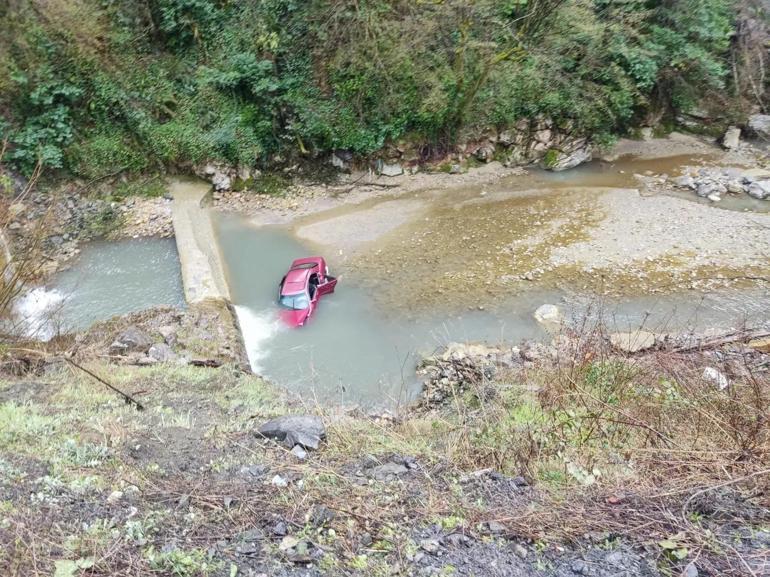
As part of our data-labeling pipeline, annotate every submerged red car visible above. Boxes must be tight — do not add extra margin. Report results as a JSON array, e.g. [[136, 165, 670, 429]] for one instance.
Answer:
[[277, 257, 337, 326]]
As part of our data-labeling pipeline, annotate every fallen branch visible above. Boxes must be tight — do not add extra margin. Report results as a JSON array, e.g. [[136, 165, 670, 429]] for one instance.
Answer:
[[65, 357, 145, 410], [668, 329, 770, 354]]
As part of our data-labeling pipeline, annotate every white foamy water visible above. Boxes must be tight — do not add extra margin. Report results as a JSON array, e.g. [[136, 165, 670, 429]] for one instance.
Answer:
[[233, 305, 283, 372], [13, 287, 66, 341]]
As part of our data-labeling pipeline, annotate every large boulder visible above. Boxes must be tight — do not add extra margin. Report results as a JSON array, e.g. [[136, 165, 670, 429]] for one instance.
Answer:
[[376, 160, 404, 177], [109, 326, 153, 355], [747, 181, 770, 200], [474, 143, 496, 163], [543, 141, 592, 172], [258, 415, 326, 450], [534, 304, 563, 325], [747, 180, 770, 200], [609, 331, 657, 353], [747, 114, 770, 139], [722, 126, 741, 150]]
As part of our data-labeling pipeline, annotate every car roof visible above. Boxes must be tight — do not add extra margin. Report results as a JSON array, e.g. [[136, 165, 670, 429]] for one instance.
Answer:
[[282, 267, 310, 294]]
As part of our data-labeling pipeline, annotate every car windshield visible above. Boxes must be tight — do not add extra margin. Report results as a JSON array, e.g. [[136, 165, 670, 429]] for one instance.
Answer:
[[279, 292, 309, 310]]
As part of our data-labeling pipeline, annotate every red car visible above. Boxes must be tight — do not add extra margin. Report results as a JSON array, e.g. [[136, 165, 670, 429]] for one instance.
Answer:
[[277, 257, 338, 326]]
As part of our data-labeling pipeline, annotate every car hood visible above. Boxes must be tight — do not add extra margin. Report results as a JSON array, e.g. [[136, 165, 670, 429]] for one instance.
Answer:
[[279, 307, 310, 327]]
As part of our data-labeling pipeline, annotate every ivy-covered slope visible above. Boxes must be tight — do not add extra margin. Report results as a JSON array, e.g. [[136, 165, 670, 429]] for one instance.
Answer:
[[0, 0, 764, 180]]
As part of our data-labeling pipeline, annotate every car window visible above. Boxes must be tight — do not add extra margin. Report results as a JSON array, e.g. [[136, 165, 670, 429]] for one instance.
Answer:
[[279, 292, 309, 310]]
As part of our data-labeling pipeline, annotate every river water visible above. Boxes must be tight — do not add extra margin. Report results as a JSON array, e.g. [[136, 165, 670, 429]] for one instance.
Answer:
[[26, 155, 770, 406], [14, 238, 185, 340]]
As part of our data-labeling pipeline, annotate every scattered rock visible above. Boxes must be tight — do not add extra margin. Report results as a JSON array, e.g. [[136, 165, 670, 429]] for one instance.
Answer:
[[369, 461, 408, 482], [110, 326, 153, 355], [272, 521, 288, 536], [487, 520, 506, 534], [747, 180, 770, 200], [722, 126, 741, 150], [148, 342, 176, 363], [238, 464, 269, 478], [544, 142, 593, 171], [748, 337, 770, 353], [747, 114, 770, 139], [513, 544, 528, 559], [639, 127, 654, 141], [107, 490, 124, 504], [609, 331, 657, 353], [670, 175, 696, 189], [331, 150, 352, 172], [703, 367, 729, 390], [474, 144, 496, 163], [212, 173, 231, 192], [726, 180, 744, 194], [290, 445, 307, 460], [449, 164, 463, 175], [271, 475, 289, 488], [707, 193, 721, 202], [420, 538, 441, 554], [309, 504, 335, 527], [696, 181, 726, 198], [534, 304, 563, 324], [684, 562, 699, 577], [158, 325, 178, 345], [258, 415, 326, 450], [377, 161, 404, 177]]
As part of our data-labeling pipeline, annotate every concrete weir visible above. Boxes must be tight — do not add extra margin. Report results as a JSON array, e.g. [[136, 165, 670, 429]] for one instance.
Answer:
[[169, 178, 231, 303], [169, 178, 249, 368]]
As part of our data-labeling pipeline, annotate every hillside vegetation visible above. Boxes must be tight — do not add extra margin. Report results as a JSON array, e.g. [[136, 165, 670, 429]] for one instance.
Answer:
[[0, 0, 767, 182]]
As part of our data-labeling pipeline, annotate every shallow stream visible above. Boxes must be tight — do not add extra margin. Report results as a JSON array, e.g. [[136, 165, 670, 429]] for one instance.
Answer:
[[26, 154, 770, 406]]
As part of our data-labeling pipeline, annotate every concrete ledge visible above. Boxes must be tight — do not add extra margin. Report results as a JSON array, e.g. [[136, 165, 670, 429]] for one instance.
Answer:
[[169, 178, 231, 304]]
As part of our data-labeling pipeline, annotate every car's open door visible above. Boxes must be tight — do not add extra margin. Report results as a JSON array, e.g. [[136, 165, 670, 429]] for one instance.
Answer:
[[317, 275, 337, 296]]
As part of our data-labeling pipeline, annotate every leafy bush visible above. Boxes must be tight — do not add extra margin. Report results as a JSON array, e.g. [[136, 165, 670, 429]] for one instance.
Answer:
[[0, 0, 749, 179]]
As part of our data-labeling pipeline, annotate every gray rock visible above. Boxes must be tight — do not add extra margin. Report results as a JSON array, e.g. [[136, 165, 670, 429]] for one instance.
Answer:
[[378, 161, 404, 177], [331, 150, 353, 172], [513, 544, 528, 558], [107, 490, 124, 504], [238, 464, 269, 478], [272, 521, 288, 536], [684, 562, 698, 577], [369, 461, 408, 481], [670, 175, 696, 189], [707, 193, 721, 202], [747, 180, 770, 200], [212, 173, 231, 192], [420, 538, 440, 554], [609, 331, 656, 353], [639, 127, 654, 141], [487, 520, 506, 534], [148, 343, 176, 363], [110, 326, 153, 355], [309, 504, 335, 527], [545, 144, 592, 171], [258, 415, 326, 450], [722, 126, 741, 150], [474, 144, 496, 163], [696, 181, 726, 198], [449, 164, 462, 175], [726, 180, 745, 194], [290, 445, 307, 460], [747, 114, 770, 139], [534, 304, 562, 324], [158, 325, 177, 345], [271, 474, 288, 487], [497, 131, 515, 147]]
